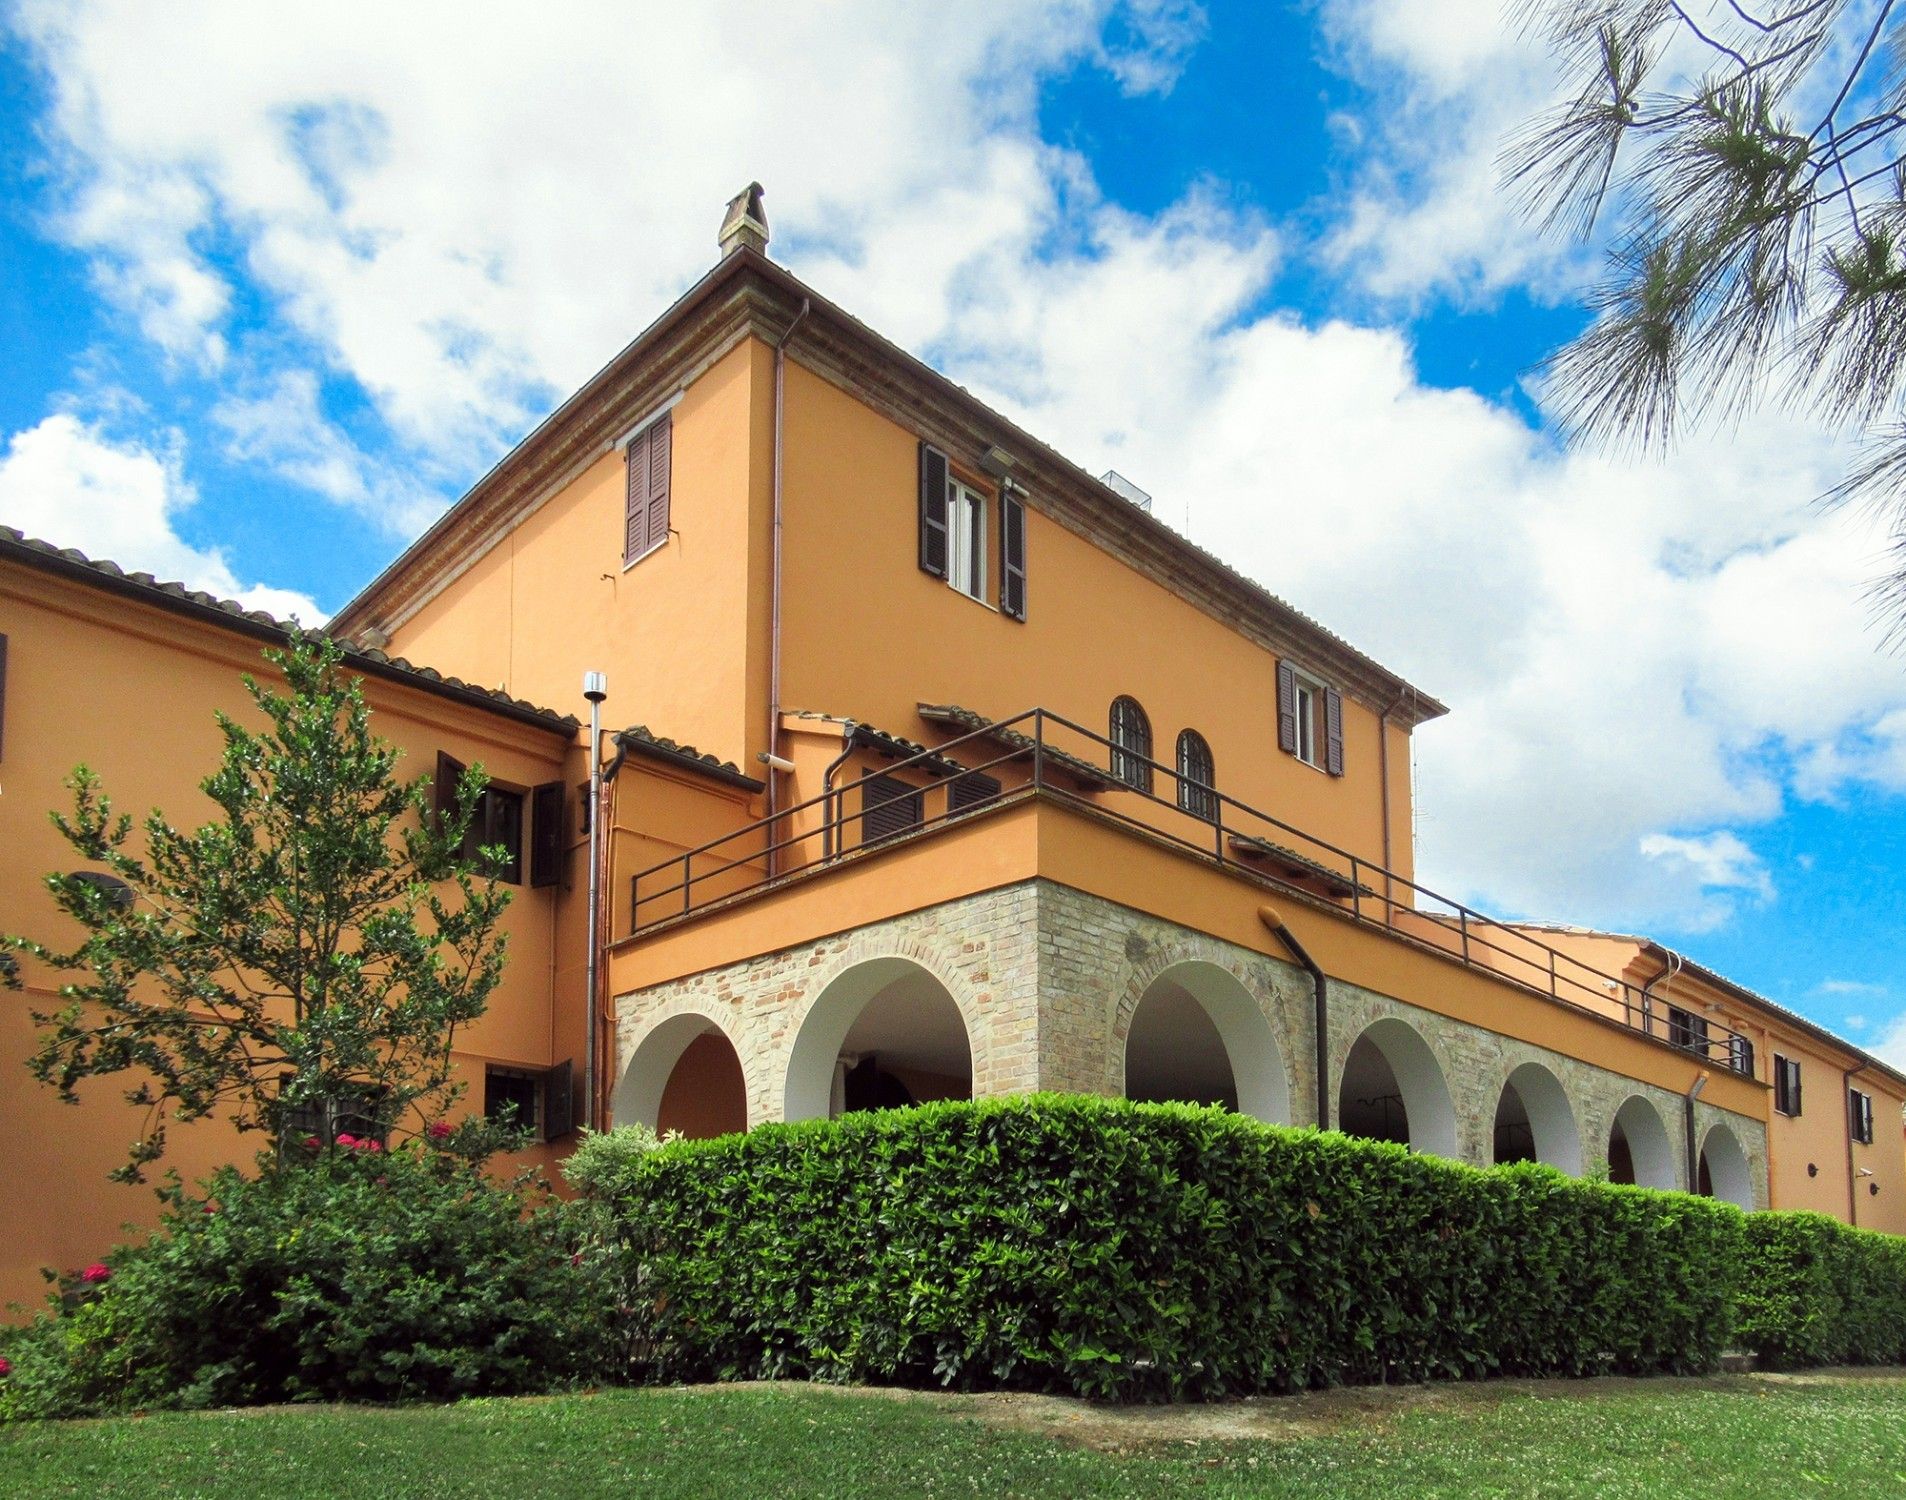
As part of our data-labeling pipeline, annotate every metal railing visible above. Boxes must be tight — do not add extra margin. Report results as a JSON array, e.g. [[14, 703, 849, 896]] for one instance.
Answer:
[[628, 707, 1757, 1077]]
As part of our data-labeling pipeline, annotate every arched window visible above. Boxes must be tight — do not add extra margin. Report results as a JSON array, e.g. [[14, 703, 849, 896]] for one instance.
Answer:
[[1176, 730, 1216, 821], [1109, 696, 1152, 791]]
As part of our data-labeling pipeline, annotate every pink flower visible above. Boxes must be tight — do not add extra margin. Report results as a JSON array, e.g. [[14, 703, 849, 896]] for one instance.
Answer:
[[0, 1356, 11, 1377], [335, 1133, 358, 1148], [80, 1263, 110, 1285], [426, 1121, 453, 1141], [302, 1136, 321, 1149], [355, 1138, 382, 1153], [570, 1253, 583, 1268]]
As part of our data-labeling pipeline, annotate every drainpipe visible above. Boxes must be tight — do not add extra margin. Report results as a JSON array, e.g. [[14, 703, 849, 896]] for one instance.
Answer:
[[819, 723, 859, 859], [1684, 1071, 1708, 1193], [766, 297, 812, 877], [1844, 1059, 1869, 1227], [1640, 947, 1682, 1039], [589, 732, 631, 1131], [582, 674, 607, 1136], [1376, 691, 1407, 924], [1260, 905, 1330, 1130]]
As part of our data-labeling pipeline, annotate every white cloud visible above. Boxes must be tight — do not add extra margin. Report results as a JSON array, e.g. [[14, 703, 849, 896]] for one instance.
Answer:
[[1875, 1014, 1906, 1074], [14, 0, 1906, 937], [1821, 979, 1889, 998], [0, 413, 323, 621]]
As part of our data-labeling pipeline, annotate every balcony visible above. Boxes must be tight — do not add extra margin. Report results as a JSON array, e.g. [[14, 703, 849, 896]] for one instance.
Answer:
[[627, 707, 1757, 1078]]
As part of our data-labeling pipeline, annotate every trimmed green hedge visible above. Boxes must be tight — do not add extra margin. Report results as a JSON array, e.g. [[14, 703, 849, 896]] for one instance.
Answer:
[[597, 1096, 1744, 1399], [1735, 1211, 1906, 1368]]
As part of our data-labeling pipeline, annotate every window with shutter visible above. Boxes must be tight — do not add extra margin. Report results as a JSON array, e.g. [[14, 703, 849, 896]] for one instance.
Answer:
[[949, 770, 1002, 814], [1109, 697, 1153, 791], [1176, 730, 1217, 821], [543, 1058, 576, 1142], [1850, 1088, 1875, 1145], [1727, 1034, 1755, 1077], [623, 410, 673, 566], [530, 781, 564, 888], [1324, 687, 1345, 777], [1774, 1055, 1803, 1117], [861, 773, 924, 844], [1276, 660, 1298, 756], [485, 1066, 541, 1132], [1667, 1006, 1711, 1057], [434, 751, 467, 831], [918, 442, 950, 578], [1000, 488, 1027, 620]]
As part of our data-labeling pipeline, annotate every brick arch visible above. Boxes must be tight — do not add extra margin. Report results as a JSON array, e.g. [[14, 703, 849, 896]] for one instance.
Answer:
[[1332, 1012, 1464, 1159], [613, 1001, 760, 1132], [1488, 1058, 1584, 1174], [1108, 937, 1297, 1063], [777, 936, 991, 1122], [1109, 949, 1294, 1125]]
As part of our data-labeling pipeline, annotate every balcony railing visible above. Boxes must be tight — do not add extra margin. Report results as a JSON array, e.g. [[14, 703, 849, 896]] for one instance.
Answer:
[[628, 707, 1757, 1077]]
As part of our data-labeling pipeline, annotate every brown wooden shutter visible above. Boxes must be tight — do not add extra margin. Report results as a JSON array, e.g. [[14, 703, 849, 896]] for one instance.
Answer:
[[949, 770, 1002, 813], [645, 411, 672, 553], [999, 487, 1027, 619], [862, 773, 924, 844], [624, 425, 652, 564], [1276, 661, 1297, 755], [434, 751, 467, 829], [542, 1058, 575, 1141], [529, 781, 564, 888], [1324, 687, 1345, 777], [919, 442, 949, 578]]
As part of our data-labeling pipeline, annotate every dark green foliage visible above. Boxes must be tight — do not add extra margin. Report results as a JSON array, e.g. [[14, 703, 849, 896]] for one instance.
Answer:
[[1734, 1210, 1906, 1369], [2, 631, 511, 1180], [592, 1096, 1745, 1400], [0, 1141, 599, 1419]]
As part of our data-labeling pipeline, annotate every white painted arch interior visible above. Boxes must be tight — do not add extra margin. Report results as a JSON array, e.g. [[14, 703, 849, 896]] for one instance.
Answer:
[[613, 1010, 742, 1131], [1338, 1017, 1459, 1158], [1700, 1122, 1755, 1209], [783, 955, 973, 1122], [1608, 1094, 1677, 1190], [1122, 960, 1291, 1124], [1492, 1061, 1583, 1174]]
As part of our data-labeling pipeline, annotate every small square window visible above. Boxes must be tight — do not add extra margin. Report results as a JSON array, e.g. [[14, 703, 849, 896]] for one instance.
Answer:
[[485, 1067, 541, 1132]]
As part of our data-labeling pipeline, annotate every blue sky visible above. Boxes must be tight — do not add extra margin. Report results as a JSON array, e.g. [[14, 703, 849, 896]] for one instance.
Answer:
[[0, 1, 1901, 1057]]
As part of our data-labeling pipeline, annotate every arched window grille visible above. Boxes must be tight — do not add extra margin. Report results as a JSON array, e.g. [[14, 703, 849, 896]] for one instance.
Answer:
[[1109, 696, 1152, 792], [1176, 729, 1216, 821]]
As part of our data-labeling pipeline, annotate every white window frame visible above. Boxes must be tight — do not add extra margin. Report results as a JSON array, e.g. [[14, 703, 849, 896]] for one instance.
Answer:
[[1292, 673, 1325, 769], [946, 478, 987, 602]]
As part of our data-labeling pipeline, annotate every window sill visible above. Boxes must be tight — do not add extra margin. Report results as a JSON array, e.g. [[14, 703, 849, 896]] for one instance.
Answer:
[[623, 537, 669, 573]]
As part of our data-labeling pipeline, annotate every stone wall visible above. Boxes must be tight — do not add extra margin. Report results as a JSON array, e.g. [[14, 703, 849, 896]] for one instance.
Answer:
[[612, 876, 1768, 1205]]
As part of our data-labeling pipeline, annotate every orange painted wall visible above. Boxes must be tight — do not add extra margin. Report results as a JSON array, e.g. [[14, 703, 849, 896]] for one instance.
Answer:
[[1, 560, 576, 1310], [766, 353, 1412, 879], [390, 338, 775, 774]]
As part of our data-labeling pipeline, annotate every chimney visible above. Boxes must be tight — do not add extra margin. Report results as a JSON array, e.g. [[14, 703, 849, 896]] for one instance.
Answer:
[[718, 182, 769, 258]]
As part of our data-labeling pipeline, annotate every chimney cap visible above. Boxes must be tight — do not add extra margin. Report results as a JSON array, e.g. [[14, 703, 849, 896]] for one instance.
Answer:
[[719, 182, 769, 258]]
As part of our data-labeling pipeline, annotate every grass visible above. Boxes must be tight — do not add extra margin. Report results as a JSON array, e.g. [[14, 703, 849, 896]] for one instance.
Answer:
[[3, 1373, 1904, 1498]]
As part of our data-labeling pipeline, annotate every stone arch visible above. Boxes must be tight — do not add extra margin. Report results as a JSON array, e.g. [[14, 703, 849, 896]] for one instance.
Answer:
[[614, 1009, 751, 1135], [1608, 1094, 1677, 1190], [1120, 959, 1292, 1124], [1492, 1061, 1583, 1173], [1337, 1016, 1460, 1157], [1700, 1121, 1755, 1208], [782, 954, 976, 1122]]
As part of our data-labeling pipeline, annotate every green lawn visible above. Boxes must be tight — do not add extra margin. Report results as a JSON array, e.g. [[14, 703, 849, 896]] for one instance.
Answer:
[[3, 1373, 1904, 1499]]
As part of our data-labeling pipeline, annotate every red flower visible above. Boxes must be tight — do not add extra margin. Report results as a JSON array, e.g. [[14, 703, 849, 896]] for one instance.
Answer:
[[335, 1133, 358, 1148], [203, 1203, 219, 1216], [355, 1138, 382, 1153], [80, 1263, 111, 1285], [426, 1121, 453, 1141], [570, 1253, 583, 1268], [0, 1356, 11, 1377], [302, 1136, 321, 1149]]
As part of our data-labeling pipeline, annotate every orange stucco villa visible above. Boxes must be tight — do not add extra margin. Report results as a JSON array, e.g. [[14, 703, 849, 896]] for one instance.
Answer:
[[4, 187, 1902, 1309]]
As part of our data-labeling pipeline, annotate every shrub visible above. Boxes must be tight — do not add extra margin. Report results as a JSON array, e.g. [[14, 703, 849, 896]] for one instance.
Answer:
[[1734, 1211, 1906, 1368], [0, 1140, 602, 1420], [601, 1095, 1745, 1400]]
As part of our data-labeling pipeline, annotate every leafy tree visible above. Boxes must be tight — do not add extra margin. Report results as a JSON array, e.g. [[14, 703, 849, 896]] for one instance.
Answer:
[[2, 632, 512, 1182], [1507, 1, 1906, 617]]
